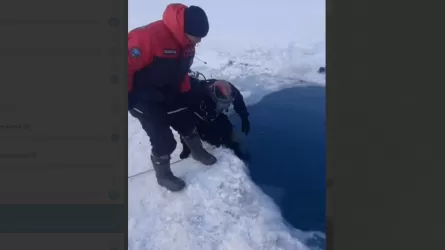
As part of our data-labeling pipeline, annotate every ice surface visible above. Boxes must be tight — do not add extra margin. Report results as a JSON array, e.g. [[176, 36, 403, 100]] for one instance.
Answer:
[[129, 148, 324, 250], [128, 0, 326, 249]]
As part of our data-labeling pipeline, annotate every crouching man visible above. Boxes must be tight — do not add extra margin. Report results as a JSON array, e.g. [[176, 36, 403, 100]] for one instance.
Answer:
[[180, 76, 251, 160]]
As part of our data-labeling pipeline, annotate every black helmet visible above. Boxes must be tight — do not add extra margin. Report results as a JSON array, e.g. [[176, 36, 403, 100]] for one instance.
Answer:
[[208, 80, 234, 111]]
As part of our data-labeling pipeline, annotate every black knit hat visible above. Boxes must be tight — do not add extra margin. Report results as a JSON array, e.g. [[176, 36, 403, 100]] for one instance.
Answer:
[[184, 6, 209, 38]]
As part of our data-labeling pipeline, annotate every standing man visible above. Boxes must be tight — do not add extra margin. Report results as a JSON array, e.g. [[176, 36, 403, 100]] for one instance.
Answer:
[[128, 4, 216, 192]]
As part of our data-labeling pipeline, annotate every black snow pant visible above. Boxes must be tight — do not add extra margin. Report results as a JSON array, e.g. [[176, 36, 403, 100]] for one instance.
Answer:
[[129, 100, 196, 157]]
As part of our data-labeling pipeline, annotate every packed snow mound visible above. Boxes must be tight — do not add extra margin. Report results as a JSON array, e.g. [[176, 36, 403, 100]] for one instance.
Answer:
[[129, 147, 321, 250], [192, 42, 325, 87], [128, 116, 324, 250]]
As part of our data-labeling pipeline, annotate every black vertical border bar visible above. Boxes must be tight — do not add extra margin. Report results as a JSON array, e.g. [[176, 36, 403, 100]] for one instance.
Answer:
[[110, 0, 129, 247], [328, 0, 376, 248], [325, 1, 334, 249], [120, 0, 129, 248], [329, 0, 445, 249]]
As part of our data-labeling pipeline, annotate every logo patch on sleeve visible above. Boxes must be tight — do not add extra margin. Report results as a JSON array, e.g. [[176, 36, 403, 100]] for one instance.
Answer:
[[130, 48, 141, 57], [164, 49, 177, 55]]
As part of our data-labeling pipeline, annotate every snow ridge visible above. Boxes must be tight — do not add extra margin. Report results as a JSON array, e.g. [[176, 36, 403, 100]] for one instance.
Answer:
[[129, 147, 324, 250]]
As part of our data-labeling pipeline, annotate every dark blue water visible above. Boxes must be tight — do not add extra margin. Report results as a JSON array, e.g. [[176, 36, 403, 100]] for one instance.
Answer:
[[230, 86, 326, 233]]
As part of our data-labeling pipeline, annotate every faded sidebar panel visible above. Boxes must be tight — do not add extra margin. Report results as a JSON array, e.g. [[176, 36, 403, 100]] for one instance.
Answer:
[[0, 0, 128, 249]]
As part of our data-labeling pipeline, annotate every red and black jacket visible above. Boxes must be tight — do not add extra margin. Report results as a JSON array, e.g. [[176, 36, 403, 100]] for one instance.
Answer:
[[128, 4, 195, 109]]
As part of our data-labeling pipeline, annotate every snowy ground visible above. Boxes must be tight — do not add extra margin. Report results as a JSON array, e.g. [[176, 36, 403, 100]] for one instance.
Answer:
[[128, 0, 325, 249]]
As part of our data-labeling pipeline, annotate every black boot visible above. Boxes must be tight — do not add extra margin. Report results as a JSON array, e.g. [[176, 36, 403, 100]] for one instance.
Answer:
[[182, 133, 217, 166], [179, 138, 191, 159], [151, 154, 185, 192]]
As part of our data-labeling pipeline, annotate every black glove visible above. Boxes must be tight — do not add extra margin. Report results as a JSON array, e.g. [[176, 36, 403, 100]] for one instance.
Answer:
[[241, 117, 250, 135]]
